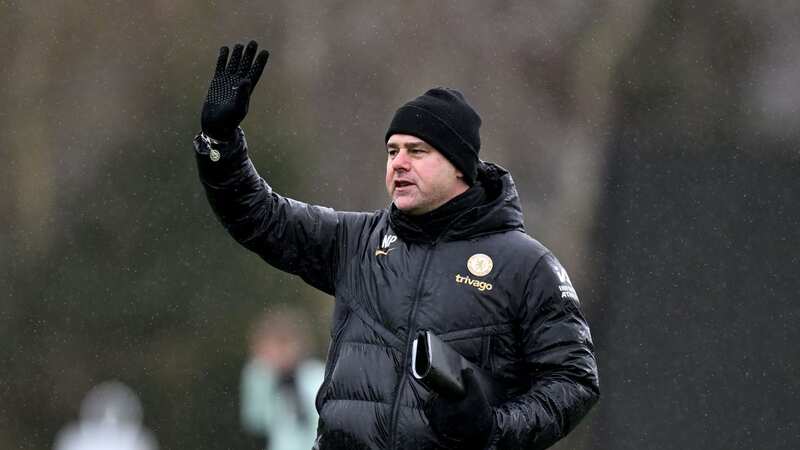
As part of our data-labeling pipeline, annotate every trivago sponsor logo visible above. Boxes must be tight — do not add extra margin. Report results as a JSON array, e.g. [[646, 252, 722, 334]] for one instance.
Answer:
[[455, 273, 493, 291]]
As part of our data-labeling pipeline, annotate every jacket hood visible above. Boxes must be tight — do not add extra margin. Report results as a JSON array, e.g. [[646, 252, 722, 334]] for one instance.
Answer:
[[389, 161, 525, 243]]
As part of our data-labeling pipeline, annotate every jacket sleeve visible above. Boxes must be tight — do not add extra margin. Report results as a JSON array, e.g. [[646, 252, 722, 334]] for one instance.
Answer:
[[491, 253, 600, 449], [194, 129, 341, 295]]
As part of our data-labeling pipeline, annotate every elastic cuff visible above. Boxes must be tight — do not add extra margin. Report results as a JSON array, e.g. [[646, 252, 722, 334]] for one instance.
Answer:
[[193, 127, 250, 183], [194, 127, 245, 160]]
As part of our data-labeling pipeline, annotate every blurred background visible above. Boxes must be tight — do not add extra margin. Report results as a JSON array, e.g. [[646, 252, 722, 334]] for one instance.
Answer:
[[2, 1, 798, 449]]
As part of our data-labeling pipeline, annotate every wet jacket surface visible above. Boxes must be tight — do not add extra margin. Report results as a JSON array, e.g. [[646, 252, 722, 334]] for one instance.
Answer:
[[194, 130, 599, 450]]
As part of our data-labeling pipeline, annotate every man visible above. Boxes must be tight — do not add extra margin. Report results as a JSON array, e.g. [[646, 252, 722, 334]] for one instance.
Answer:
[[241, 309, 324, 450], [194, 40, 599, 450]]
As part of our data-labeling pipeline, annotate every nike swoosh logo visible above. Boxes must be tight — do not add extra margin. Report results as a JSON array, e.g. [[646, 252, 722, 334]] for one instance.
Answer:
[[375, 248, 396, 256]]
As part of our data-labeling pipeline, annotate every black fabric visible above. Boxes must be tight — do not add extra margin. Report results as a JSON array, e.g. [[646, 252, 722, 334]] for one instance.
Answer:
[[390, 182, 487, 244], [385, 88, 482, 185], [194, 132, 599, 450], [426, 369, 495, 449]]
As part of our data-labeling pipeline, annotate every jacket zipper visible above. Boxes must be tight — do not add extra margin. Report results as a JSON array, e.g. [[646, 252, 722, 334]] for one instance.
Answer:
[[388, 242, 436, 449]]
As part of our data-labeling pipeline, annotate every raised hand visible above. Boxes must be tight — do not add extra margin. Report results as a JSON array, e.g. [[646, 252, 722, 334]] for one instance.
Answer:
[[201, 40, 269, 141]]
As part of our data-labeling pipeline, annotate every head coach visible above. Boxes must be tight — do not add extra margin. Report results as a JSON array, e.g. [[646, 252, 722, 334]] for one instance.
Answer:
[[193, 40, 599, 450]]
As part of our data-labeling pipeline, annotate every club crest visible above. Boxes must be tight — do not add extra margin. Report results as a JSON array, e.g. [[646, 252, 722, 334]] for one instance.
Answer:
[[467, 253, 493, 277]]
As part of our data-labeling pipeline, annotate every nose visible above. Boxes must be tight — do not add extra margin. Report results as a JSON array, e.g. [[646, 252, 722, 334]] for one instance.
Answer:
[[391, 149, 411, 171]]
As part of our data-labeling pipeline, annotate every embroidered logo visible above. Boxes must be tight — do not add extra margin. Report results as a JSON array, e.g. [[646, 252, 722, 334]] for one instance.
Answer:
[[375, 233, 398, 257], [553, 262, 579, 302], [456, 253, 494, 291], [375, 248, 395, 256], [467, 253, 493, 277], [455, 273, 493, 291]]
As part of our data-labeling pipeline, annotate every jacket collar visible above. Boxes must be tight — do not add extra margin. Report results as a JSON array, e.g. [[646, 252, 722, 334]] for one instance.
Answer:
[[389, 162, 525, 244]]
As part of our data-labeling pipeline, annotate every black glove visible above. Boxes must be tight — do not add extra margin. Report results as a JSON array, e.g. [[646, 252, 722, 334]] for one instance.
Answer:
[[201, 40, 269, 141], [425, 368, 496, 449]]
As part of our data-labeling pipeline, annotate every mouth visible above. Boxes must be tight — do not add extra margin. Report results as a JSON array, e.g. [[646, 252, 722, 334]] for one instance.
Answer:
[[394, 180, 415, 190]]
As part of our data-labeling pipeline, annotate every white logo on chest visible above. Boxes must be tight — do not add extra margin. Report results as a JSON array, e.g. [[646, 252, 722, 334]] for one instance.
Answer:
[[467, 253, 493, 277], [376, 234, 398, 257], [381, 234, 397, 249]]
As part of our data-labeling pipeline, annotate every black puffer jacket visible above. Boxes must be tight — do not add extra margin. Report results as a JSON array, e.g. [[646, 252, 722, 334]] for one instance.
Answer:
[[194, 129, 599, 450]]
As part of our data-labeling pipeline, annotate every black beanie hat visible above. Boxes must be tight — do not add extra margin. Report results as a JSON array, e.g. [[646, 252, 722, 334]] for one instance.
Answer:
[[385, 88, 481, 185]]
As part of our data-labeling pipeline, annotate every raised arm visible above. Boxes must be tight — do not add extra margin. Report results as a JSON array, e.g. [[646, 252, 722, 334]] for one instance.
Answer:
[[194, 41, 341, 294]]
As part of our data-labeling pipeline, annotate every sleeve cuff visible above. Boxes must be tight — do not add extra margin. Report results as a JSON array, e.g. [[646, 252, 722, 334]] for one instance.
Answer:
[[194, 127, 246, 160], [193, 127, 251, 184]]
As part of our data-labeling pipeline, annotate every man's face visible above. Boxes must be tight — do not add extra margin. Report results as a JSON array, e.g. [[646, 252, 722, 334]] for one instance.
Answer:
[[385, 134, 469, 215]]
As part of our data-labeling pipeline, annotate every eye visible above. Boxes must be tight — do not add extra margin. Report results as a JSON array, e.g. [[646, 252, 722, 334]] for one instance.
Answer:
[[387, 149, 398, 158]]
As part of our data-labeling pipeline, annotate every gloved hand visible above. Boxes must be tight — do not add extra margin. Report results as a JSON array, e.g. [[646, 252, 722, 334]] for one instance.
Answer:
[[425, 368, 496, 449], [201, 40, 270, 141]]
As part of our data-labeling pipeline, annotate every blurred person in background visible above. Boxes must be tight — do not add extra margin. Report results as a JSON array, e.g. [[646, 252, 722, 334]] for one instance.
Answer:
[[53, 381, 157, 450], [241, 308, 324, 450], [193, 40, 598, 449]]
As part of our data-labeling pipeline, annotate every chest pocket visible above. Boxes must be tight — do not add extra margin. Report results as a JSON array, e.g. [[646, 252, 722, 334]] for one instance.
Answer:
[[438, 323, 514, 373]]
